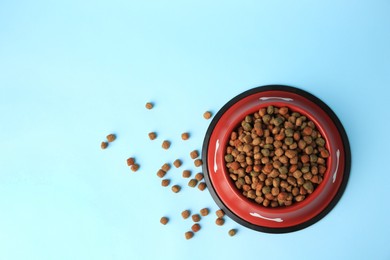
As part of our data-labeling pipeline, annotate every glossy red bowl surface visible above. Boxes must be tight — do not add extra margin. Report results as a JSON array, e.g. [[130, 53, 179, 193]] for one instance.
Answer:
[[202, 86, 351, 233]]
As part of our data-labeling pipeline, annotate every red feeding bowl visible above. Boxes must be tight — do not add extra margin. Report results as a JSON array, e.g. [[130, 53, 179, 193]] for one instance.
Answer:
[[202, 85, 351, 233]]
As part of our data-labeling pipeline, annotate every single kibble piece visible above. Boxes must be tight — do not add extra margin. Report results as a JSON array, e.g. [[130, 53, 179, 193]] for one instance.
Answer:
[[195, 173, 204, 181], [191, 224, 201, 232], [200, 208, 209, 216], [130, 164, 140, 172], [106, 134, 116, 142], [215, 218, 225, 226], [148, 132, 157, 140], [192, 214, 201, 222], [181, 132, 190, 140], [161, 179, 170, 187], [181, 210, 191, 219], [145, 102, 153, 109], [203, 111, 212, 119], [216, 209, 225, 218], [157, 169, 166, 178], [101, 141, 108, 149], [162, 140, 171, 150], [228, 229, 237, 237], [173, 159, 182, 168], [185, 231, 194, 240], [160, 217, 169, 225], [182, 170, 191, 178], [126, 157, 135, 166], [161, 163, 171, 172], [171, 185, 181, 193], [188, 179, 198, 188], [194, 159, 203, 167], [190, 150, 199, 159], [198, 182, 206, 191]]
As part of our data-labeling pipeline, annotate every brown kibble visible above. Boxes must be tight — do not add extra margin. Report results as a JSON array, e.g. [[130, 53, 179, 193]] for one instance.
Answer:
[[106, 134, 116, 142], [182, 170, 191, 178], [194, 159, 203, 167], [161, 163, 170, 172], [195, 173, 204, 181], [191, 223, 201, 232], [203, 111, 212, 119], [161, 179, 170, 187], [157, 169, 166, 178], [185, 231, 194, 240], [188, 179, 198, 188], [200, 208, 209, 216], [162, 140, 171, 150], [228, 229, 237, 236], [190, 150, 199, 159], [126, 157, 135, 166], [145, 102, 153, 109], [171, 185, 181, 193], [192, 214, 201, 222], [181, 132, 190, 140], [215, 218, 225, 226], [181, 210, 191, 219], [130, 164, 140, 172], [197, 182, 206, 191], [173, 159, 182, 168], [101, 141, 108, 149], [148, 132, 157, 140], [216, 209, 225, 218], [160, 217, 169, 225]]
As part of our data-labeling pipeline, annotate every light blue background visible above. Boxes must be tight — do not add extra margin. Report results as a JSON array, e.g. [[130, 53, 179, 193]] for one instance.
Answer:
[[1, 0, 389, 259]]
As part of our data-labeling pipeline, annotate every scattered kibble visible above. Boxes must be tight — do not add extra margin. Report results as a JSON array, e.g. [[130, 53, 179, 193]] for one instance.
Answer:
[[195, 173, 204, 181], [101, 141, 108, 149], [216, 209, 225, 218], [188, 179, 198, 188], [182, 170, 191, 178], [194, 159, 203, 167], [203, 111, 212, 119], [173, 159, 182, 168], [191, 224, 201, 232], [160, 217, 169, 225], [171, 185, 181, 193], [190, 150, 199, 159], [181, 132, 190, 140], [215, 218, 225, 226], [162, 140, 171, 150], [161, 179, 170, 187], [185, 231, 194, 240], [181, 210, 191, 219], [198, 182, 206, 191], [228, 229, 237, 236], [161, 163, 171, 172], [157, 169, 166, 178], [130, 164, 140, 172], [192, 214, 201, 222], [106, 134, 116, 142], [145, 102, 154, 110], [225, 105, 329, 207], [200, 208, 209, 216], [148, 132, 157, 140], [126, 157, 135, 166]]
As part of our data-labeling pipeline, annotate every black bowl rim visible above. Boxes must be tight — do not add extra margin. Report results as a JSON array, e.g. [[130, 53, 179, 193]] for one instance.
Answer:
[[201, 85, 351, 233]]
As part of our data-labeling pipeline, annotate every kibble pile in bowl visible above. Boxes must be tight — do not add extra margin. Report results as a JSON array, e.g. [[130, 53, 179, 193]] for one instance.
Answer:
[[224, 105, 330, 208]]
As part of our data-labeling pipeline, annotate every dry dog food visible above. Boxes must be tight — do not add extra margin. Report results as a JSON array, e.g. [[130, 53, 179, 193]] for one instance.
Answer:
[[101, 141, 108, 149], [192, 214, 201, 222], [195, 173, 204, 181], [171, 185, 181, 193], [181, 132, 190, 140], [157, 169, 166, 178], [194, 159, 202, 167], [190, 150, 199, 159], [191, 223, 201, 232], [160, 217, 169, 225], [182, 170, 191, 178], [197, 182, 206, 191], [162, 140, 171, 150], [130, 164, 140, 172], [224, 105, 329, 207], [188, 179, 198, 188], [200, 208, 209, 216], [106, 134, 116, 142], [216, 209, 225, 218], [161, 163, 171, 172], [185, 231, 194, 240], [228, 229, 237, 236], [203, 111, 212, 119], [215, 218, 225, 226], [127, 157, 135, 166], [161, 179, 170, 187], [145, 102, 154, 109], [181, 210, 191, 219], [173, 159, 182, 168], [148, 132, 157, 140]]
